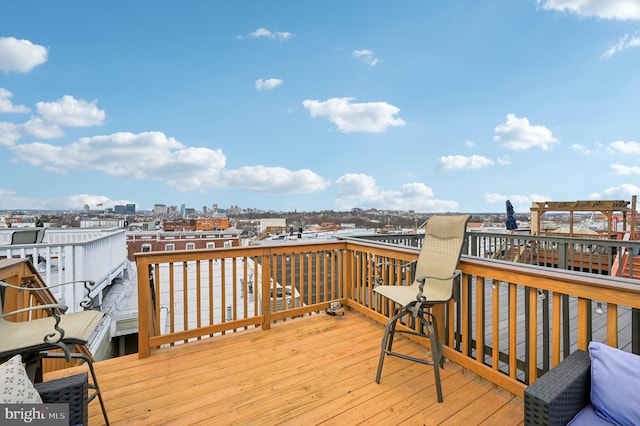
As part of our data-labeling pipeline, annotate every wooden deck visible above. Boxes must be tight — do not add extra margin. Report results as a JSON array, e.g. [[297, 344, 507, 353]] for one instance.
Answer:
[[46, 312, 524, 425]]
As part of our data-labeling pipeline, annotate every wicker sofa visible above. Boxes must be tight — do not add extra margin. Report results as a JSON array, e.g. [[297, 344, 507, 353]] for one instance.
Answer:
[[524, 343, 640, 425], [35, 373, 88, 426], [524, 350, 591, 425]]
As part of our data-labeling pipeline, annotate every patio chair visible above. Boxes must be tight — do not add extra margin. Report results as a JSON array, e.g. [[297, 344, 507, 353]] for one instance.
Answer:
[[373, 214, 470, 403], [0, 278, 110, 425]]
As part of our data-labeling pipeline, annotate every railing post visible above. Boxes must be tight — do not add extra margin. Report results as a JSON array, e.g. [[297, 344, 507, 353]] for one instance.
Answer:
[[261, 250, 271, 330], [343, 244, 353, 303], [136, 257, 152, 358], [558, 241, 569, 270]]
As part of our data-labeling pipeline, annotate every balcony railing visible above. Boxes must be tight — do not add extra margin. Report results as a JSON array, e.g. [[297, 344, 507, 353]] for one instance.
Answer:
[[0, 228, 127, 312], [352, 230, 640, 278], [134, 238, 640, 398]]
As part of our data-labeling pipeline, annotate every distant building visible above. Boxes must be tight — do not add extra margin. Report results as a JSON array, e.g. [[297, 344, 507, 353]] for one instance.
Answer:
[[125, 204, 136, 215], [259, 218, 287, 235], [153, 204, 167, 215], [80, 218, 124, 228], [126, 229, 241, 261], [114, 205, 125, 215], [163, 218, 230, 231]]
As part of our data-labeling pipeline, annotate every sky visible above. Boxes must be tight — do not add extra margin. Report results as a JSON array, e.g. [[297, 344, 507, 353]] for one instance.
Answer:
[[1, 1, 640, 214]]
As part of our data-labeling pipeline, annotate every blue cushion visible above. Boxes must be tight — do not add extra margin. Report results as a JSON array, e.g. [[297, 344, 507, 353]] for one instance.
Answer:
[[568, 403, 614, 425], [589, 342, 640, 425]]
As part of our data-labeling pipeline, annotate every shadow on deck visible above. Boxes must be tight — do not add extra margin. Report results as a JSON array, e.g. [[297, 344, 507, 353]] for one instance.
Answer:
[[46, 311, 523, 425]]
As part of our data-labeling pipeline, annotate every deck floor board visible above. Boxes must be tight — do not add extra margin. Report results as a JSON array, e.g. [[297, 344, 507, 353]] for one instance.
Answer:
[[46, 311, 524, 425]]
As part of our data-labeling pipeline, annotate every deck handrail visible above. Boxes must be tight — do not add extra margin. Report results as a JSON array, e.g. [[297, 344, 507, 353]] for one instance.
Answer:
[[348, 231, 640, 278], [133, 239, 640, 398]]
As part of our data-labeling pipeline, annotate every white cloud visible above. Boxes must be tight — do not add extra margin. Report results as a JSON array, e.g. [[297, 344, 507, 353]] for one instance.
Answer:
[[0, 37, 48, 73], [0, 88, 30, 113], [241, 28, 294, 41], [352, 49, 380, 66], [606, 140, 640, 154], [255, 78, 283, 91], [570, 143, 590, 154], [0, 188, 47, 210], [601, 32, 640, 58], [22, 117, 64, 139], [497, 156, 511, 166], [537, 0, 640, 20], [10, 131, 226, 188], [0, 188, 135, 210], [611, 164, 640, 175], [47, 194, 135, 210], [302, 97, 406, 134], [494, 114, 558, 151], [36, 95, 106, 127], [8, 131, 330, 195], [0, 122, 21, 146], [335, 173, 457, 212], [590, 183, 640, 199], [465, 139, 476, 148], [438, 154, 495, 171], [222, 166, 329, 193]]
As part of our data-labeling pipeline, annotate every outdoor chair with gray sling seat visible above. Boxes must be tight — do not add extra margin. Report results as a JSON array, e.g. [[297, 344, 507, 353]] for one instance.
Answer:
[[373, 214, 470, 403], [0, 277, 110, 425]]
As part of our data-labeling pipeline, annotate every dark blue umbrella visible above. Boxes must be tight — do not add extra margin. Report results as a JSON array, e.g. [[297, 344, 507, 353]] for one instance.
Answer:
[[506, 200, 518, 231]]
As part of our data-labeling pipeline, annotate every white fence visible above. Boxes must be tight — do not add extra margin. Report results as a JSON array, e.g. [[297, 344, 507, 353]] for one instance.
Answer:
[[0, 228, 127, 313]]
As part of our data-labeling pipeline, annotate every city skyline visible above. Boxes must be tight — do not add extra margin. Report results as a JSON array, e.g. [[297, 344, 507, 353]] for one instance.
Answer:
[[1, 1, 640, 214]]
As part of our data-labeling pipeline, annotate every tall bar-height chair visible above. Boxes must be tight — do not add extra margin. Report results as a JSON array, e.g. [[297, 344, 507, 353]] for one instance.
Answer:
[[373, 214, 470, 403], [0, 278, 110, 425]]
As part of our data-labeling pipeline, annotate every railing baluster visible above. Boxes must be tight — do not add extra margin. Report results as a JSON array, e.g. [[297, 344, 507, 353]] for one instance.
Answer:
[[491, 279, 499, 370], [475, 276, 485, 363]]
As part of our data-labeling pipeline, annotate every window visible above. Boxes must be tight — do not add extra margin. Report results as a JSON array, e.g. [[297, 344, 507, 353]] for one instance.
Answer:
[[206, 242, 215, 249], [224, 241, 233, 248], [141, 244, 152, 253], [186, 243, 195, 250], [165, 244, 175, 251]]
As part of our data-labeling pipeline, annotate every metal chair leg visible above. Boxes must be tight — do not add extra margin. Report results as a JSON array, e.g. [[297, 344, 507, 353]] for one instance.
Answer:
[[376, 307, 446, 403], [376, 309, 403, 384], [424, 319, 444, 403], [44, 351, 110, 426], [76, 353, 110, 426]]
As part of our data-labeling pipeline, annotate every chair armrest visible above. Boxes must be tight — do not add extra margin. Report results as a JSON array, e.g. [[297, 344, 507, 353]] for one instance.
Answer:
[[524, 349, 591, 426], [0, 303, 69, 318], [0, 279, 96, 308], [415, 269, 461, 300]]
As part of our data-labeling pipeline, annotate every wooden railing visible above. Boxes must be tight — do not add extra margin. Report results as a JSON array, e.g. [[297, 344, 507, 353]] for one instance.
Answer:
[[351, 231, 640, 278], [135, 240, 640, 398]]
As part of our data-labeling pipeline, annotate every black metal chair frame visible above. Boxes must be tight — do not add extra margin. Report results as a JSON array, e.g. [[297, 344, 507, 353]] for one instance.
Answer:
[[0, 279, 110, 425]]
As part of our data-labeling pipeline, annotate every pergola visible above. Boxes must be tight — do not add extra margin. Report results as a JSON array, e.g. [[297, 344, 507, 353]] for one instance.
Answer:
[[530, 198, 637, 238]]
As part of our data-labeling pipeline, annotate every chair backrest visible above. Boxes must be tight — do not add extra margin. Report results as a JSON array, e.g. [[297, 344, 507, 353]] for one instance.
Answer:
[[414, 215, 470, 301], [10, 228, 40, 245]]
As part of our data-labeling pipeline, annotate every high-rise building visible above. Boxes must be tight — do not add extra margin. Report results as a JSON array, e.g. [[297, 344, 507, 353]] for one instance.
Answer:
[[153, 204, 168, 215]]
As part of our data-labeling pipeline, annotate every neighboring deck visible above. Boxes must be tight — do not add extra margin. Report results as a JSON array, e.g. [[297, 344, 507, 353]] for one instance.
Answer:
[[45, 311, 523, 425]]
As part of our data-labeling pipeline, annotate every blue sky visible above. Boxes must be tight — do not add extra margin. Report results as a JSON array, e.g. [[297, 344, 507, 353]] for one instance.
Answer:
[[1, 1, 640, 214]]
